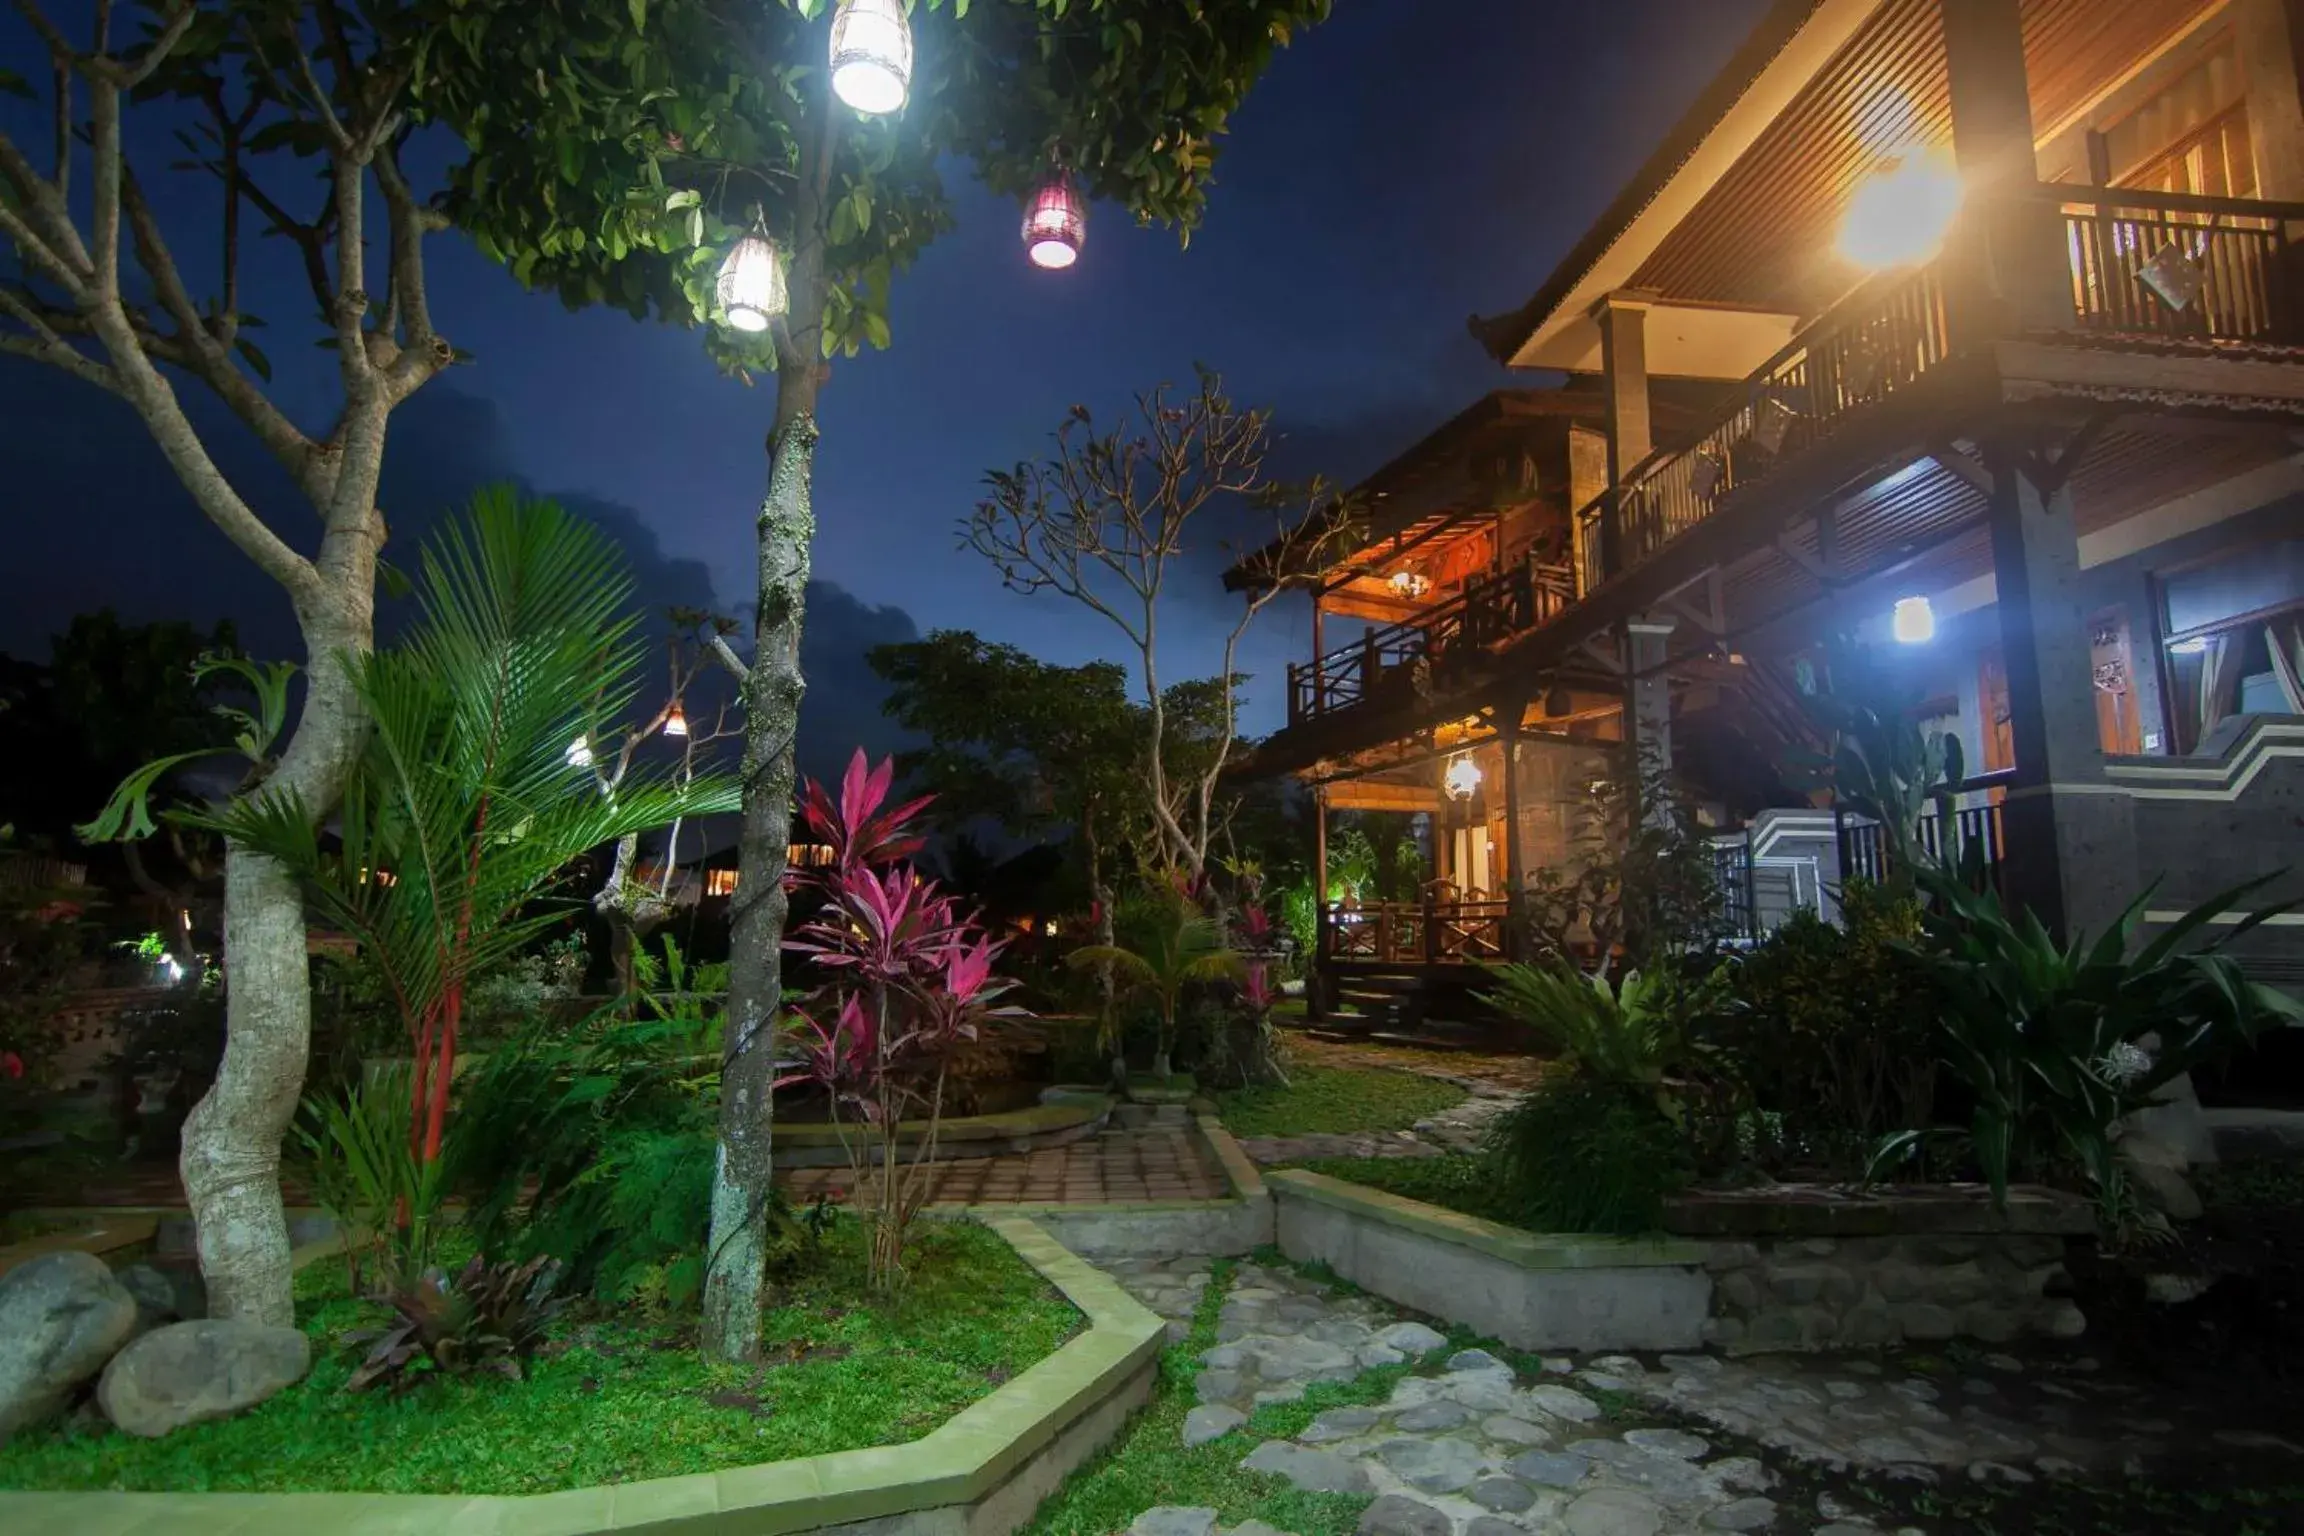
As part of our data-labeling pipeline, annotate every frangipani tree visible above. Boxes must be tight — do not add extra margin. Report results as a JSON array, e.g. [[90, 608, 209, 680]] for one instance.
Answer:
[[423, 0, 1331, 1358], [6, 0, 462, 1326]]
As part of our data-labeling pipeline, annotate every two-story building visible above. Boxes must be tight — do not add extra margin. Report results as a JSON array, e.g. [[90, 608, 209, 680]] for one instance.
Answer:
[[1231, 0, 2304, 1026]]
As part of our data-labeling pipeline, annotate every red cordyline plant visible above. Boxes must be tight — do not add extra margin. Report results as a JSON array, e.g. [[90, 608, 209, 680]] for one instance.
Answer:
[[778, 751, 1024, 1292]]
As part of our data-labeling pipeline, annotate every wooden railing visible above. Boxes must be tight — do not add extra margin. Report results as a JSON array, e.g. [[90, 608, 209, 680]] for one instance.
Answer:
[[1834, 800, 2008, 899], [2053, 183, 2301, 345], [1318, 896, 1513, 966], [1287, 558, 1575, 725], [1575, 262, 1953, 595]]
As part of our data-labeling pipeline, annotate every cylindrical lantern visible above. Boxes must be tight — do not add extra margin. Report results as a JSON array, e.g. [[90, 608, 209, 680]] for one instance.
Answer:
[[1891, 595, 1936, 645], [1443, 753, 1482, 802], [1022, 170, 1087, 270], [830, 0, 913, 116], [716, 232, 787, 333]]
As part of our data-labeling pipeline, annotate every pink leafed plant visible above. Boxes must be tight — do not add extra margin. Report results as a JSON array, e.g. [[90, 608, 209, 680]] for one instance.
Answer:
[[778, 750, 1025, 1290]]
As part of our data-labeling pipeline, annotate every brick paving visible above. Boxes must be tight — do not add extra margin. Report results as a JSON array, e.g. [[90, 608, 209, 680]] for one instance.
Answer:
[[779, 1125, 1226, 1207]]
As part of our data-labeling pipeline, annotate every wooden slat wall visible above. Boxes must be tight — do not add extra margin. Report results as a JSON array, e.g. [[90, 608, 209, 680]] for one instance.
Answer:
[[1630, 0, 2224, 310]]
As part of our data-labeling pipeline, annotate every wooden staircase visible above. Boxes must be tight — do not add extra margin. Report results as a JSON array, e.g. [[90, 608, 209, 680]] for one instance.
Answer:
[[1304, 967, 1505, 1053]]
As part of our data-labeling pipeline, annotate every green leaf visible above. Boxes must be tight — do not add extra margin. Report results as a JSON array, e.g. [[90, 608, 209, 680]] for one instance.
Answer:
[[0, 68, 34, 101], [234, 337, 273, 383], [628, 0, 647, 31]]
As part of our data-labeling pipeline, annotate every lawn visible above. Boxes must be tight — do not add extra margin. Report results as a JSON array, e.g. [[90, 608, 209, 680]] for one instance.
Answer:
[[0, 1217, 1079, 1496], [1212, 1064, 1463, 1139]]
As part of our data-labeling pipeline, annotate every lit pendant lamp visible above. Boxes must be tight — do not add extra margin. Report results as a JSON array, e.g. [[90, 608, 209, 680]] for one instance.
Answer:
[[663, 700, 690, 738], [1891, 595, 1936, 645], [1022, 167, 1087, 270], [830, 0, 913, 116], [716, 221, 788, 334], [1443, 753, 1482, 802], [566, 735, 594, 769], [1838, 148, 1962, 271], [1388, 568, 1431, 600]]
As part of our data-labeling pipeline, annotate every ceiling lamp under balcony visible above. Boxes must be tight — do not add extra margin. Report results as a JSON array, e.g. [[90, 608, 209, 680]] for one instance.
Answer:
[[1892, 595, 1936, 645], [1838, 149, 1962, 272], [830, 0, 913, 116], [1443, 753, 1482, 801], [1022, 169, 1087, 270], [1388, 568, 1432, 599]]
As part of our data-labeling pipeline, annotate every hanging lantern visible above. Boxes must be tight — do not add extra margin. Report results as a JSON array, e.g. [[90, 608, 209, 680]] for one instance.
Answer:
[[566, 735, 594, 769], [829, 0, 912, 116], [1388, 568, 1431, 600], [1891, 595, 1936, 645], [663, 700, 689, 738], [1443, 753, 1482, 802], [716, 229, 787, 334], [1022, 169, 1087, 270]]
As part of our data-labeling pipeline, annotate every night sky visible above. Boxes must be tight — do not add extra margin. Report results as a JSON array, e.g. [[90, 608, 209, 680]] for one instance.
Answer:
[[0, 0, 1766, 773]]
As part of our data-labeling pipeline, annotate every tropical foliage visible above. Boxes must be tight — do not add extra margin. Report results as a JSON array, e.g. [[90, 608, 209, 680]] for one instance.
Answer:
[[777, 751, 1024, 1293], [1068, 875, 1247, 1081]]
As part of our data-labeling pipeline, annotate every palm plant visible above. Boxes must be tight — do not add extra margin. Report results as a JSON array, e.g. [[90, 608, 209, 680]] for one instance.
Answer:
[[1888, 867, 2303, 1232], [203, 490, 737, 1169], [1067, 877, 1246, 1081], [1478, 963, 1686, 1094]]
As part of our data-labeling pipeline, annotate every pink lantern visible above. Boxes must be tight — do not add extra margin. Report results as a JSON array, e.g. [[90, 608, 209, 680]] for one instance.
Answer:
[[1022, 170, 1087, 270]]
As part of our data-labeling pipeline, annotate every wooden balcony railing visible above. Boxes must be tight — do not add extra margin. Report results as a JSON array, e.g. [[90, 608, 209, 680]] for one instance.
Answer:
[[2054, 183, 2300, 345], [1287, 558, 1575, 725], [1318, 895, 1513, 966]]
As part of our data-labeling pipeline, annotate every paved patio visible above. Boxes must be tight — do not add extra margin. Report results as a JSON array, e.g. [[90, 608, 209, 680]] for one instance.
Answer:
[[780, 1125, 1227, 1207]]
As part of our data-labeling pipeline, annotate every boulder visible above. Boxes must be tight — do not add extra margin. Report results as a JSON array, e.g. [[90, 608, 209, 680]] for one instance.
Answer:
[[0, 1251, 139, 1444], [97, 1319, 310, 1438], [114, 1262, 205, 1330]]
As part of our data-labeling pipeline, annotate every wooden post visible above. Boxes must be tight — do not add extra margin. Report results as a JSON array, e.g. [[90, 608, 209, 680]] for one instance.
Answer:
[[1311, 591, 1326, 714], [1310, 783, 1329, 1020]]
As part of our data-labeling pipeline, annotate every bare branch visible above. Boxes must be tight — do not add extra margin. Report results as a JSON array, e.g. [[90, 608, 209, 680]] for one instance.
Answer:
[[0, 288, 123, 396]]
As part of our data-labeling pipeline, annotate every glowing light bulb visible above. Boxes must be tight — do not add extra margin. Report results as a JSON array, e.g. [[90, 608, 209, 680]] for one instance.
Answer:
[[1839, 149, 1962, 271], [1891, 595, 1936, 645]]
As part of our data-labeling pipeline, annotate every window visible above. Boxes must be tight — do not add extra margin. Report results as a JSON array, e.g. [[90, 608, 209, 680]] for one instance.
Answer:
[[705, 868, 738, 898], [2102, 35, 2255, 199], [2157, 540, 2304, 752]]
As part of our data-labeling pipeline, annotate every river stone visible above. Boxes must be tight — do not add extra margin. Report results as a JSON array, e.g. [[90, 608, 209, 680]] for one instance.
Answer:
[[1507, 1449, 1594, 1488], [1448, 1348, 1509, 1374], [0, 1251, 139, 1443], [1183, 1404, 1246, 1447], [1624, 1427, 1710, 1460], [1375, 1321, 1449, 1355], [1197, 1369, 1244, 1403], [1358, 1341, 1408, 1368], [1241, 1440, 1374, 1495], [1231, 1523, 1298, 1536], [1563, 1487, 1665, 1536], [1392, 1399, 1472, 1432], [1251, 1336, 1357, 1381], [1700, 1497, 1779, 1531], [1445, 1373, 1523, 1412], [1307, 1318, 1374, 1348], [1356, 1494, 1451, 1536], [114, 1263, 204, 1328], [1377, 1435, 1486, 1493], [1524, 1384, 1603, 1422], [1201, 1343, 1247, 1369], [1468, 1476, 1538, 1513], [1466, 1522, 1530, 1536], [1300, 1405, 1381, 1444], [1482, 1413, 1554, 1447], [1711, 1456, 1774, 1492], [1129, 1508, 1218, 1536], [97, 1319, 310, 1438]]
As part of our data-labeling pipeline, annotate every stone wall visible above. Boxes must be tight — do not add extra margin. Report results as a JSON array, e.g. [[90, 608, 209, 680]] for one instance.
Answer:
[[1698, 1232, 2086, 1354]]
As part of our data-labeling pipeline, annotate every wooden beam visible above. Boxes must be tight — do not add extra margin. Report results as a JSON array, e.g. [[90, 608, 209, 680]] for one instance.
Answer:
[[1929, 439, 1996, 496]]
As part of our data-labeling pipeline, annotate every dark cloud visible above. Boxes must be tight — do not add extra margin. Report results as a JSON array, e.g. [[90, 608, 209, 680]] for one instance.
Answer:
[[0, 361, 916, 776]]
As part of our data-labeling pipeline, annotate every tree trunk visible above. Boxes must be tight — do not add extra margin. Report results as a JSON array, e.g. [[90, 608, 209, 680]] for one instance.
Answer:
[[179, 595, 371, 1327], [702, 371, 820, 1363]]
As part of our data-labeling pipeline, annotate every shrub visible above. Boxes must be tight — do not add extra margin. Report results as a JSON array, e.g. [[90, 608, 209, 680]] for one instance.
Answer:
[[345, 1254, 568, 1392], [1703, 880, 1939, 1176], [1481, 1070, 1692, 1235]]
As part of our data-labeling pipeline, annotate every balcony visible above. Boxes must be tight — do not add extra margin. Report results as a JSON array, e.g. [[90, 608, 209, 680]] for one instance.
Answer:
[[1574, 184, 2304, 599], [1286, 556, 1576, 726]]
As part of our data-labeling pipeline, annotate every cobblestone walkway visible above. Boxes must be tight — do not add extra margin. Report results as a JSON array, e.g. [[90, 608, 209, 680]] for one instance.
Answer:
[[1106, 1256, 2304, 1536], [1234, 1086, 1521, 1168], [779, 1125, 1225, 1207]]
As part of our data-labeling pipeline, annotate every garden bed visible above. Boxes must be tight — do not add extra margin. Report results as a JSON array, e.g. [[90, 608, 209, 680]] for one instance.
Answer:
[[1212, 1065, 1462, 1139], [0, 1218, 1083, 1496]]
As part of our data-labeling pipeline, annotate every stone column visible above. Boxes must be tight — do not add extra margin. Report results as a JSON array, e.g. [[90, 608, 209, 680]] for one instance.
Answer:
[[2236, 0, 2304, 201], [1594, 292, 1654, 582], [1940, 0, 2070, 336], [1310, 783, 1329, 1021], [1625, 615, 1679, 832], [1982, 441, 2139, 940]]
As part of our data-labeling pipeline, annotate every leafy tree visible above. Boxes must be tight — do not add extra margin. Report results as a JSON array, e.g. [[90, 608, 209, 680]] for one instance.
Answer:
[[1066, 878, 1243, 1081], [4, 0, 459, 1326], [426, 0, 1331, 1359]]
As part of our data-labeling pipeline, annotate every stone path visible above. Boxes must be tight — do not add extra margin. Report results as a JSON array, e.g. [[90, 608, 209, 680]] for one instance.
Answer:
[[779, 1125, 1226, 1207], [1235, 1086, 1521, 1168], [1108, 1256, 2304, 1536]]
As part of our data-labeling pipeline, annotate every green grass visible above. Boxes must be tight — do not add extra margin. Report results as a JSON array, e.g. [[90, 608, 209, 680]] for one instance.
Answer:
[[1213, 1065, 1463, 1139], [1293, 1153, 1520, 1225], [0, 1218, 1079, 1496]]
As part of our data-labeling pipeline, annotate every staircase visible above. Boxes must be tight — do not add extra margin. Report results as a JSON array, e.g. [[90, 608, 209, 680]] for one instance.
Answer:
[[1306, 968, 1502, 1053]]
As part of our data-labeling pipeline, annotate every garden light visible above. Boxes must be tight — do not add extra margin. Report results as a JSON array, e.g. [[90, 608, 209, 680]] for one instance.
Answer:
[[1022, 169, 1087, 270], [716, 230, 788, 333], [830, 0, 913, 116]]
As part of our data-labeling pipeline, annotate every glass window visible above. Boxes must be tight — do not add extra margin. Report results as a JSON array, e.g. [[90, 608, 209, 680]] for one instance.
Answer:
[[2105, 35, 2255, 198]]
